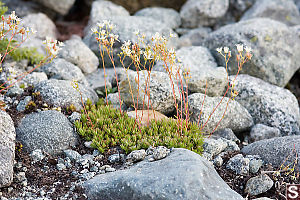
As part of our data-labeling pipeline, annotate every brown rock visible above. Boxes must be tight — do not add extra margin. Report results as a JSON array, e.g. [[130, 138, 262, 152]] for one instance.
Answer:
[[127, 110, 169, 126]]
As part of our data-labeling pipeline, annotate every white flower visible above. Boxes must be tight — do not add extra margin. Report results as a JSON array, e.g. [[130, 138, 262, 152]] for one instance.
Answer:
[[143, 50, 153, 60], [103, 20, 110, 25], [31, 28, 37, 34], [153, 32, 161, 41], [97, 22, 104, 28], [91, 27, 98, 34], [123, 40, 131, 47], [108, 24, 115, 30], [133, 30, 139, 35], [169, 32, 176, 38], [100, 30, 106, 35], [58, 41, 65, 47], [169, 48, 175, 54], [216, 47, 222, 53], [9, 11, 17, 20], [236, 44, 243, 52], [223, 47, 229, 53], [245, 46, 251, 53]]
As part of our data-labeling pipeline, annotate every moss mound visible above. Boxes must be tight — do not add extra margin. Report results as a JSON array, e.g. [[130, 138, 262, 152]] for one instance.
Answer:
[[75, 99, 204, 154]]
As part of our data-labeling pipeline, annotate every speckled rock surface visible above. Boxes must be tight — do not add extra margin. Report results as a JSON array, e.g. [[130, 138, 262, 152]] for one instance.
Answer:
[[242, 135, 300, 169], [135, 7, 181, 29], [33, 0, 75, 15], [241, 0, 300, 26], [58, 35, 99, 74], [16, 110, 77, 155], [21, 12, 57, 40], [205, 18, 300, 87], [229, 74, 300, 135], [0, 111, 15, 188], [119, 70, 180, 115], [180, 0, 229, 27], [84, 148, 243, 200], [34, 79, 98, 111], [188, 93, 253, 134], [245, 174, 274, 196], [40, 58, 87, 85]]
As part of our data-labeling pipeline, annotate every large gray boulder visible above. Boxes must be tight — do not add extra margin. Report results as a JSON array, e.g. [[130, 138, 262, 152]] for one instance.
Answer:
[[242, 136, 300, 169], [241, 0, 300, 26], [58, 35, 99, 74], [34, 79, 98, 111], [21, 12, 57, 40], [119, 70, 180, 115], [180, 0, 229, 28], [84, 148, 243, 200], [16, 110, 77, 155], [0, 111, 15, 188], [33, 0, 75, 15], [135, 7, 181, 29], [188, 93, 253, 134], [229, 74, 300, 135], [205, 18, 300, 87]]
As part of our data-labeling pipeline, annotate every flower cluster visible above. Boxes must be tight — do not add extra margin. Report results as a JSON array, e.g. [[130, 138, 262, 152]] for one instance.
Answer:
[[217, 44, 252, 61], [43, 36, 64, 57], [91, 20, 119, 47]]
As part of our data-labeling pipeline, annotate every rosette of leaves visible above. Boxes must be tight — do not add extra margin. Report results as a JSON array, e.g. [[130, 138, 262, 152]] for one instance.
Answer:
[[75, 99, 204, 154]]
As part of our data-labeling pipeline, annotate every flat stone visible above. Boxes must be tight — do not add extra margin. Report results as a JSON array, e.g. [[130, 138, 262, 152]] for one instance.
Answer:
[[84, 148, 243, 200], [0, 111, 15, 188]]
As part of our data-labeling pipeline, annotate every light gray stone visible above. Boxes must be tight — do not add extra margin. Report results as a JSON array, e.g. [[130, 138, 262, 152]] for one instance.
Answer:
[[126, 149, 146, 162], [246, 155, 263, 174], [245, 174, 273, 196], [40, 58, 87, 85], [229, 75, 300, 135], [241, 0, 300, 26], [242, 135, 300, 169], [22, 72, 48, 87], [33, 0, 75, 15], [205, 18, 300, 87], [188, 67, 228, 97], [68, 112, 81, 124], [180, 0, 229, 28], [84, 0, 130, 35], [135, 7, 181, 29], [21, 12, 57, 40], [119, 70, 180, 115], [188, 93, 253, 134], [178, 27, 212, 47], [226, 154, 250, 175], [213, 128, 240, 143], [30, 149, 45, 162], [203, 138, 228, 157], [16, 110, 78, 155], [64, 149, 82, 162], [85, 68, 116, 92], [34, 79, 98, 111], [0, 111, 15, 188], [152, 146, 170, 160], [58, 35, 99, 74], [108, 154, 125, 163], [17, 96, 32, 112], [153, 46, 225, 96], [84, 148, 243, 200], [250, 124, 281, 142]]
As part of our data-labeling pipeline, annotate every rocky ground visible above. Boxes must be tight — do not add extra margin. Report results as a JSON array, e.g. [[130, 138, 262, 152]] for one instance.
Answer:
[[1, 0, 300, 199]]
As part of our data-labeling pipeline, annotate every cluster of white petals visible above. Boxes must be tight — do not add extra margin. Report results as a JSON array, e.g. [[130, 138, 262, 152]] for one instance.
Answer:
[[43, 37, 64, 57]]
